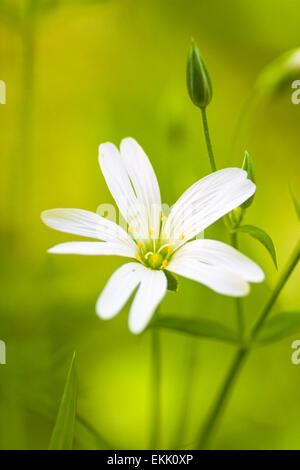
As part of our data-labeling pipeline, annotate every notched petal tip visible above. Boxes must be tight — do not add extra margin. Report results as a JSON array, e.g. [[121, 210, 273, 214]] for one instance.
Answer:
[[41, 209, 59, 228], [95, 296, 114, 320], [252, 265, 265, 283], [239, 166, 256, 197], [235, 282, 250, 297], [247, 179, 256, 196], [41, 209, 50, 223], [128, 321, 145, 335], [95, 304, 104, 319], [98, 141, 118, 160], [120, 136, 137, 148], [128, 311, 152, 334]]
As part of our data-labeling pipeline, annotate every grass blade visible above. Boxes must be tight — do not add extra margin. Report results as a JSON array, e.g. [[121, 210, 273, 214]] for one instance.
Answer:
[[49, 352, 77, 450]]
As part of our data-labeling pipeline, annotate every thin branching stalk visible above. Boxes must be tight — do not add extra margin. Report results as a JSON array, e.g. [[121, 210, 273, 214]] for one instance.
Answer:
[[150, 327, 161, 449], [180, 108, 245, 451], [230, 231, 245, 340], [201, 111, 245, 339], [201, 108, 217, 172], [5, 0, 36, 274], [251, 239, 300, 338], [173, 337, 198, 448], [197, 238, 300, 449], [15, 0, 36, 256], [197, 347, 248, 449], [173, 107, 219, 449], [21, 2, 36, 191]]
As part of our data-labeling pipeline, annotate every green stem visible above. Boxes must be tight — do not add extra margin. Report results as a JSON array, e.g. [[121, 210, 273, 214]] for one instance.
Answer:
[[173, 338, 198, 448], [235, 298, 244, 342], [230, 231, 245, 341], [201, 108, 217, 172], [149, 328, 161, 449], [197, 347, 248, 449], [174, 108, 216, 449], [201, 106, 235, 231], [251, 238, 300, 339], [196, 238, 300, 449], [13, 0, 36, 258]]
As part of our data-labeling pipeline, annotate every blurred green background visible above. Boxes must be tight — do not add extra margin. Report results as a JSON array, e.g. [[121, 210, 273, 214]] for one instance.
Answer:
[[0, 0, 300, 450]]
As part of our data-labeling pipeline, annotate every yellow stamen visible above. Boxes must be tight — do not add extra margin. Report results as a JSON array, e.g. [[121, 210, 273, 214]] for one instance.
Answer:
[[135, 253, 141, 261], [168, 247, 173, 254], [157, 242, 174, 254], [149, 228, 155, 236], [153, 254, 158, 263], [137, 242, 143, 249], [128, 226, 134, 233], [179, 234, 184, 240], [161, 232, 167, 239], [161, 216, 168, 223], [162, 259, 168, 268]]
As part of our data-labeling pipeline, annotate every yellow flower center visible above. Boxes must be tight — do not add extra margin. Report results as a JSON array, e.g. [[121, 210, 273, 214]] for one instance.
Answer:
[[130, 222, 185, 270]]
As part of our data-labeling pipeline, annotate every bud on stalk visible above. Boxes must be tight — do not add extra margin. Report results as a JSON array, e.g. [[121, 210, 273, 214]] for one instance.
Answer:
[[187, 40, 212, 109], [242, 151, 255, 209]]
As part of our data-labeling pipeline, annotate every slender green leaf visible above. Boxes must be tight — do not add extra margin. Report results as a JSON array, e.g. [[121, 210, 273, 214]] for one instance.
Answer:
[[22, 392, 111, 449], [256, 312, 300, 344], [290, 188, 300, 223], [152, 315, 238, 343], [76, 416, 112, 450], [234, 224, 277, 269], [165, 270, 179, 292], [49, 352, 77, 450]]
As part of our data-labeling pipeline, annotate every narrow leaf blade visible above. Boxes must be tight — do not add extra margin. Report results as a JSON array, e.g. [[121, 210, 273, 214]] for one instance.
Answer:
[[290, 188, 300, 223], [49, 352, 77, 450], [256, 312, 300, 344], [153, 315, 238, 343], [234, 224, 277, 269]]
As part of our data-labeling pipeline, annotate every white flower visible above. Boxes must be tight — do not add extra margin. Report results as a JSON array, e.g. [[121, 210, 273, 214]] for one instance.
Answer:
[[42, 138, 264, 334]]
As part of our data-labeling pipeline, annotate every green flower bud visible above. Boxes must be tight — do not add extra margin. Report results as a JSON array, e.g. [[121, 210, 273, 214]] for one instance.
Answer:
[[228, 206, 243, 228], [187, 40, 212, 109], [242, 151, 255, 209]]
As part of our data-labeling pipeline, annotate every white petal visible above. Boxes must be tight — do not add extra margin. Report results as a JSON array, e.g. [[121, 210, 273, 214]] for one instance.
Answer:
[[120, 138, 161, 236], [41, 208, 134, 247], [171, 239, 264, 282], [164, 168, 255, 243], [96, 263, 145, 320], [128, 268, 167, 334], [99, 143, 145, 229], [168, 254, 250, 297], [48, 241, 136, 258]]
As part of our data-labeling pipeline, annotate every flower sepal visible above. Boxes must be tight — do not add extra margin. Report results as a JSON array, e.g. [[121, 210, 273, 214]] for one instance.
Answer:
[[241, 151, 255, 209], [228, 206, 244, 229], [164, 270, 179, 292]]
